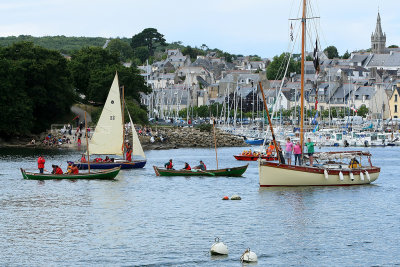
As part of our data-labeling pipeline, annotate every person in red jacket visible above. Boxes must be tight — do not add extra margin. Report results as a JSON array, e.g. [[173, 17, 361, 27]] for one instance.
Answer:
[[164, 159, 173, 169], [51, 165, 63, 174], [125, 142, 132, 162], [71, 165, 79, 174], [183, 162, 191, 170], [37, 155, 45, 174]]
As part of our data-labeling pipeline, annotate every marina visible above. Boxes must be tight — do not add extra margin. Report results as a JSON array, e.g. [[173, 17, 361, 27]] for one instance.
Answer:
[[0, 146, 399, 266]]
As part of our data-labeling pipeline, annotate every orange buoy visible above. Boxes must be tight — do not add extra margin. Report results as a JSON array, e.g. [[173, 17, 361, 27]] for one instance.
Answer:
[[222, 196, 229, 200]]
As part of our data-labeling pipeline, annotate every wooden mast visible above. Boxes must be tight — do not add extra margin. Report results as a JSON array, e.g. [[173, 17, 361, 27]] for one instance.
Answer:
[[259, 82, 281, 163], [300, 0, 307, 155], [85, 112, 90, 173]]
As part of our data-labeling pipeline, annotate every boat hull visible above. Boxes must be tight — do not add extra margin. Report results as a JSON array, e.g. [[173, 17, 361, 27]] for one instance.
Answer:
[[69, 160, 146, 170], [245, 139, 264, 145], [234, 155, 278, 161], [153, 164, 248, 177], [259, 161, 380, 186], [21, 167, 121, 180]]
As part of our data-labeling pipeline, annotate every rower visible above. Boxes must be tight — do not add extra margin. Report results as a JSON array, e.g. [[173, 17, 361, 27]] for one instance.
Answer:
[[193, 160, 206, 170], [183, 162, 191, 170], [164, 159, 174, 169]]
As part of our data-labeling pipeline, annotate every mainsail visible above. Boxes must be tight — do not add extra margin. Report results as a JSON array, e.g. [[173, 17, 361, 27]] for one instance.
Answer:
[[127, 110, 146, 159], [89, 73, 124, 155]]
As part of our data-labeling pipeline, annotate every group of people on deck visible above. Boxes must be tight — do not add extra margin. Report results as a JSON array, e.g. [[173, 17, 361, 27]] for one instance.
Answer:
[[241, 150, 261, 157], [280, 137, 314, 166], [164, 159, 206, 171], [37, 155, 79, 175]]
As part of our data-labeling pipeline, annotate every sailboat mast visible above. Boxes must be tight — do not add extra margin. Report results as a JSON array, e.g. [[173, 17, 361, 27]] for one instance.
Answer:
[[300, 0, 307, 153], [85, 111, 90, 173], [122, 85, 126, 159]]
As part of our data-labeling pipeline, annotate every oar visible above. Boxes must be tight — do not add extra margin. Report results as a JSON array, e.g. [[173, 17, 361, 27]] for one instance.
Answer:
[[198, 169, 215, 176]]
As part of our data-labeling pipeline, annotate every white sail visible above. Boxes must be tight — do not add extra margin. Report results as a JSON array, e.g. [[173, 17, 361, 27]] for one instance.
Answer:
[[89, 73, 124, 155], [127, 110, 146, 159]]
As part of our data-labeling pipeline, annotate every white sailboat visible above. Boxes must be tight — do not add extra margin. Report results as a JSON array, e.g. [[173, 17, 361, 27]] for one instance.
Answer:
[[258, 0, 380, 186], [71, 72, 146, 169]]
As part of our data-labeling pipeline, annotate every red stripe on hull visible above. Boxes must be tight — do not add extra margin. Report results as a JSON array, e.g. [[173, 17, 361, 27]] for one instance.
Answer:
[[260, 183, 373, 187]]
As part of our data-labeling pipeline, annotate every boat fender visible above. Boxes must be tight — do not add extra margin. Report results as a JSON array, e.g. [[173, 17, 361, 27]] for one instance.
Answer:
[[222, 196, 229, 200], [350, 172, 354, 181], [360, 171, 365, 181], [240, 248, 257, 263], [230, 195, 241, 200], [210, 237, 228, 255], [324, 169, 329, 180], [339, 171, 344, 181], [365, 171, 371, 181]]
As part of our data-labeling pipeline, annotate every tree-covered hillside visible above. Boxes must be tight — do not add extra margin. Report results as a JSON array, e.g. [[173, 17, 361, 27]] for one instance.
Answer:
[[0, 35, 110, 54]]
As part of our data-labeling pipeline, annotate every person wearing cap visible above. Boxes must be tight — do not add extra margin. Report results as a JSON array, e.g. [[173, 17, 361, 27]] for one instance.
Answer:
[[194, 160, 206, 170], [164, 159, 173, 169], [37, 155, 45, 174]]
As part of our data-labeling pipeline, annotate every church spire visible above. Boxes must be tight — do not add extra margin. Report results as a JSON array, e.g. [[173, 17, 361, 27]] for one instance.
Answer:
[[371, 11, 386, 54]]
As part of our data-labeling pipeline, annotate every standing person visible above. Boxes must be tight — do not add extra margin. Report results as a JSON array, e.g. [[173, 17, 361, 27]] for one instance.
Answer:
[[37, 155, 45, 174], [276, 141, 285, 164], [285, 138, 294, 165], [305, 138, 315, 167], [77, 137, 81, 147], [293, 141, 302, 166], [125, 142, 132, 162]]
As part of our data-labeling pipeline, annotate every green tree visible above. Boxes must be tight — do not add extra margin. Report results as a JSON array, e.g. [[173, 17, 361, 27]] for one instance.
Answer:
[[134, 46, 150, 64], [68, 47, 151, 105], [342, 50, 351, 59], [357, 104, 369, 118], [131, 28, 166, 56], [106, 38, 134, 61], [388, 45, 399, 48], [0, 42, 74, 136], [324, 46, 339, 59], [266, 53, 300, 80]]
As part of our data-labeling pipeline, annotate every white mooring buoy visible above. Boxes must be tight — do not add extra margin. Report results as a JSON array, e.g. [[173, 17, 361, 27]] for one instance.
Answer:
[[240, 248, 257, 263], [230, 195, 241, 200], [210, 237, 228, 255], [350, 172, 354, 181]]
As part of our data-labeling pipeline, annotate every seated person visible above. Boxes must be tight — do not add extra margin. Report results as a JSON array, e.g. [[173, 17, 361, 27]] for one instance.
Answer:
[[193, 160, 206, 170], [80, 154, 87, 163], [104, 156, 111, 162], [183, 162, 191, 170], [51, 165, 63, 174], [65, 163, 73, 174], [164, 159, 173, 169], [71, 164, 79, 174]]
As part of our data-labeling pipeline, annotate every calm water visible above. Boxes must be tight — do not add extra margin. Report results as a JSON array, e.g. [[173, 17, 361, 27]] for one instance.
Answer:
[[0, 146, 399, 266]]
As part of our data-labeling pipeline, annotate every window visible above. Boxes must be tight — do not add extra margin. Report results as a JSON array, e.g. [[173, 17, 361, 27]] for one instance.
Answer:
[[395, 105, 398, 113], [395, 94, 398, 102]]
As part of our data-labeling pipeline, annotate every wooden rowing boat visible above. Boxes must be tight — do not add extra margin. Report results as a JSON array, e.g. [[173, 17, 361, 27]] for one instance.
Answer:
[[20, 167, 121, 180], [234, 154, 278, 161], [153, 164, 248, 177]]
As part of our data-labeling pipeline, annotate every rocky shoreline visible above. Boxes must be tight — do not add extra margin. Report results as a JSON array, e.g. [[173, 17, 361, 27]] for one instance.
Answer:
[[0, 126, 246, 150]]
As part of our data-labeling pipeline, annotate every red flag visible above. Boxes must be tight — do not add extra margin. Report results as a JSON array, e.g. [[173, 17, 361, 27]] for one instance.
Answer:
[[315, 96, 318, 110]]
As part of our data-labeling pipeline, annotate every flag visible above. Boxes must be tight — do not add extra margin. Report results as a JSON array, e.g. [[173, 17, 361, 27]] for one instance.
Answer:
[[312, 111, 319, 124], [351, 107, 358, 113], [315, 95, 318, 110], [313, 123, 319, 133], [290, 23, 294, 41], [313, 40, 320, 73]]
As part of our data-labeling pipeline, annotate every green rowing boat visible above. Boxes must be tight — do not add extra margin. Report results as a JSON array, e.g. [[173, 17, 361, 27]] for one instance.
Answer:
[[153, 164, 248, 177], [20, 167, 121, 180]]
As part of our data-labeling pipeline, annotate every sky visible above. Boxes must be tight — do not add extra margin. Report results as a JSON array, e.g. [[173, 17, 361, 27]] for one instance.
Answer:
[[1, 0, 399, 58]]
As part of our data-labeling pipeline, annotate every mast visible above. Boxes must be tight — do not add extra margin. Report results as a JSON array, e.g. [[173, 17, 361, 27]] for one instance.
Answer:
[[122, 85, 126, 159], [259, 82, 281, 162], [212, 119, 219, 169], [300, 0, 307, 154], [85, 112, 90, 173]]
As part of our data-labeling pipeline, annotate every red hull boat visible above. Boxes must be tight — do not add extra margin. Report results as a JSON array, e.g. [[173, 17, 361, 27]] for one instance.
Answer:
[[234, 155, 278, 161]]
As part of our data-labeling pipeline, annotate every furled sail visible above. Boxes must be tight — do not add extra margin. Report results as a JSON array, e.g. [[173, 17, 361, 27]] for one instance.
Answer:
[[89, 73, 124, 155], [127, 110, 146, 159]]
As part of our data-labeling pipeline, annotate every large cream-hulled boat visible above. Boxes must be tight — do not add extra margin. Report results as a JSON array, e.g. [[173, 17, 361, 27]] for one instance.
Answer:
[[258, 0, 380, 186]]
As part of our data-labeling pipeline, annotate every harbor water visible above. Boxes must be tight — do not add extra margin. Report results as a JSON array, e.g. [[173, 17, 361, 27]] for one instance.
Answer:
[[0, 146, 399, 266]]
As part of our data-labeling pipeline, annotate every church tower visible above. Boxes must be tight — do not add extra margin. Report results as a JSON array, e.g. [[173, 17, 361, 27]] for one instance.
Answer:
[[371, 12, 386, 54]]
